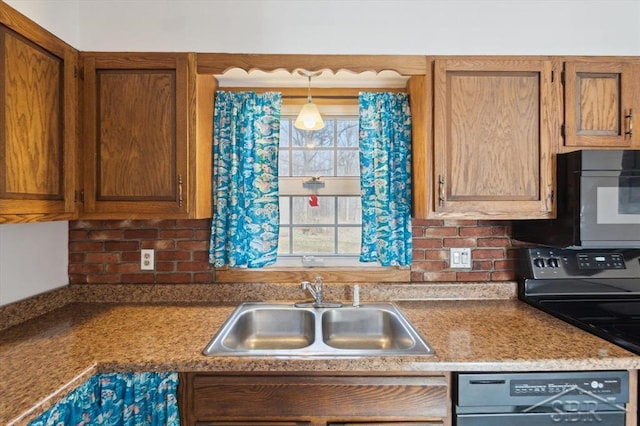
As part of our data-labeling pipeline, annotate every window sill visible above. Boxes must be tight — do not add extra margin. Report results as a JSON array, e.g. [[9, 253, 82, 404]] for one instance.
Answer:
[[215, 267, 410, 283]]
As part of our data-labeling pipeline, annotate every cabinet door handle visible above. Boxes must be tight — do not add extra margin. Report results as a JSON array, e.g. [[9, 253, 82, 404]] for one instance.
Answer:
[[438, 174, 445, 207], [625, 109, 633, 138], [178, 174, 184, 207]]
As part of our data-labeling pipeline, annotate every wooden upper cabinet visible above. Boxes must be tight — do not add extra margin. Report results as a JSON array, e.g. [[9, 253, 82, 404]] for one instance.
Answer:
[[408, 74, 431, 220], [0, 10, 78, 223], [432, 58, 556, 219], [563, 61, 637, 148], [81, 53, 212, 219]]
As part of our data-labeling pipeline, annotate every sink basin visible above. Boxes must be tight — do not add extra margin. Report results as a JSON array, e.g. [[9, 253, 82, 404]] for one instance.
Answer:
[[222, 308, 315, 350], [203, 302, 434, 357], [321, 308, 415, 350]]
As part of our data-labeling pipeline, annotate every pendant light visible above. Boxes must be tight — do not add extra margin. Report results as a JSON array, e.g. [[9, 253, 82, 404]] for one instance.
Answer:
[[295, 70, 325, 131]]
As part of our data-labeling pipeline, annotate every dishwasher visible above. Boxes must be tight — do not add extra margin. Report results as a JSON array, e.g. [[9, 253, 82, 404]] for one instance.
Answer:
[[455, 371, 629, 425]]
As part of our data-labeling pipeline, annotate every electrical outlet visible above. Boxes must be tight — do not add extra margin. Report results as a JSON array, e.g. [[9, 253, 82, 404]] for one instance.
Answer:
[[141, 249, 155, 270], [450, 247, 472, 269]]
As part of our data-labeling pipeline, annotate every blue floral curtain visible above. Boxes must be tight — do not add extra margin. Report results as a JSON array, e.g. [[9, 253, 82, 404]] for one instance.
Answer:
[[209, 91, 282, 268], [358, 92, 412, 266], [29, 372, 179, 426]]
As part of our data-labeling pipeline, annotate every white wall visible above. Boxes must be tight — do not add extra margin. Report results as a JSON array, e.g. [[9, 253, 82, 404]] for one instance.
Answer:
[[58, 0, 640, 54], [5, 0, 640, 54], [4, 0, 80, 47], [0, 222, 69, 305], [0, 1, 78, 306]]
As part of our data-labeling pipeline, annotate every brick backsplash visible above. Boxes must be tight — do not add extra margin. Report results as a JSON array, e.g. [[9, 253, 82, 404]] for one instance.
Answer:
[[410, 218, 517, 282], [69, 219, 214, 284], [68, 219, 517, 284]]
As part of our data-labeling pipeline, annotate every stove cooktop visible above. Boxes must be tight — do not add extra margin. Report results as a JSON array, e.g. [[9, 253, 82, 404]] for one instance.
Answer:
[[533, 298, 640, 354], [518, 248, 640, 355]]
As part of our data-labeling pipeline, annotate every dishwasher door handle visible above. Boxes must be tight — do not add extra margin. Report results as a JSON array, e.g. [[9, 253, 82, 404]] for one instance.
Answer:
[[468, 379, 506, 385]]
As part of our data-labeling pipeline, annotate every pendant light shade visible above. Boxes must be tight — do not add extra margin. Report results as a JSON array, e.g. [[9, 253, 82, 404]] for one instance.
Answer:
[[295, 102, 324, 130], [295, 71, 324, 131]]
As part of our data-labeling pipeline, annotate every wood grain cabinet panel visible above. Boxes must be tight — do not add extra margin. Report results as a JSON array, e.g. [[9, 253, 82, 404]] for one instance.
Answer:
[[432, 58, 556, 219], [198, 423, 310, 426], [179, 374, 449, 426], [2, 28, 62, 196], [0, 11, 78, 223], [97, 70, 176, 200], [330, 423, 442, 426], [81, 53, 212, 219], [563, 61, 637, 148]]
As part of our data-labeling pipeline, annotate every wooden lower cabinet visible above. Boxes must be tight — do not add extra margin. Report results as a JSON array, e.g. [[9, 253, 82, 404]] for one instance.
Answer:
[[196, 423, 442, 426], [179, 373, 449, 426]]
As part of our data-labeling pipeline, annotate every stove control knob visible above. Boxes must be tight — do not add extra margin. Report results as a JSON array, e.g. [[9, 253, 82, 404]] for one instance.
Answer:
[[547, 258, 559, 268], [533, 258, 546, 268]]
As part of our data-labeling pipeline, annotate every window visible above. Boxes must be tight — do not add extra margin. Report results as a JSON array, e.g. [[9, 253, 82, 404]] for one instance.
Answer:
[[213, 96, 411, 283], [277, 104, 366, 267]]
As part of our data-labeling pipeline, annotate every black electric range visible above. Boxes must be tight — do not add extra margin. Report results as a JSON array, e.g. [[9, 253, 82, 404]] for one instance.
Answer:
[[518, 247, 640, 355]]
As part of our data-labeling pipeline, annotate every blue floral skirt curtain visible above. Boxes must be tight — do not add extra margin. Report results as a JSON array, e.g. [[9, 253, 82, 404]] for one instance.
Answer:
[[209, 91, 282, 268], [358, 92, 412, 266], [29, 372, 179, 426]]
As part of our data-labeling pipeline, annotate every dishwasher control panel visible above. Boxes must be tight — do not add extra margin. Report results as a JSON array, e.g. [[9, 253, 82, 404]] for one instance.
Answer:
[[457, 371, 629, 408], [511, 376, 622, 397]]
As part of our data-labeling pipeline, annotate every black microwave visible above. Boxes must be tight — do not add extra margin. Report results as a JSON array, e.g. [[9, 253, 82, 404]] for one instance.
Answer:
[[513, 149, 640, 248]]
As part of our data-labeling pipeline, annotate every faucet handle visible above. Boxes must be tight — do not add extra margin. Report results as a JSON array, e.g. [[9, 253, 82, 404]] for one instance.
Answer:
[[314, 276, 323, 287]]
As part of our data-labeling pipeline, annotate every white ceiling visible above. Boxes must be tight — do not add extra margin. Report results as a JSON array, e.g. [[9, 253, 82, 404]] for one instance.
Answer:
[[215, 69, 409, 89]]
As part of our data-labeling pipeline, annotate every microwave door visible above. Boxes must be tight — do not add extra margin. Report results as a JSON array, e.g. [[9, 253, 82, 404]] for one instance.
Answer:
[[619, 175, 640, 214], [581, 175, 640, 246]]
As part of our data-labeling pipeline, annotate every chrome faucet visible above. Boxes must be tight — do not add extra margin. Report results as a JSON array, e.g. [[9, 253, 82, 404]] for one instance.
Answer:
[[301, 276, 324, 305], [296, 276, 342, 308]]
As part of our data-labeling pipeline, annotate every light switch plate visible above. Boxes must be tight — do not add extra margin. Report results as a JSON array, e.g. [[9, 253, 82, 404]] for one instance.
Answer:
[[450, 247, 472, 269]]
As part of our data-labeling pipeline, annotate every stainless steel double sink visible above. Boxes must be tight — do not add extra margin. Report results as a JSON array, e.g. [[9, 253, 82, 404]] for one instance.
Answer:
[[203, 302, 435, 357]]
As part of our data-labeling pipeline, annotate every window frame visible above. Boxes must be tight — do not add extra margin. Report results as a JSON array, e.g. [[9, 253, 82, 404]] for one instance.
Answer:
[[277, 107, 364, 267], [212, 89, 410, 283]]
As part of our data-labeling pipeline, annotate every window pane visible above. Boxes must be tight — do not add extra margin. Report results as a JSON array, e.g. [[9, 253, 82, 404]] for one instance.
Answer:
[[293, 123, 334, 147], [337, 150, 359, 176], [337, 119, 358, 147], [292, 227, 334, 254], [278, 151, 290, 176], [279, 196, 291, 224], [292, 150, 334, 176], [278, 227, 290, 254], [279, 119, 290, 147], [337, 197, 361, 224], [292, 196, 335, 225], [338, 227, 361, 254]]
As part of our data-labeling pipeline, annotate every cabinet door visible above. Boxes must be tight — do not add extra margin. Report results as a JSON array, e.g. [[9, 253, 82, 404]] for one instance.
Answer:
[[330, 423, 442, 425], [82, 54, 190, 218], [563, 61, 635, 148], [180, 374, 448, 425], [433, 58, 555, 219], [0, 21, 77, 223]]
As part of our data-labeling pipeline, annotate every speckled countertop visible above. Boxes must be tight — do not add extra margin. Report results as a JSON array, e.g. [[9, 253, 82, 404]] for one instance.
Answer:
[[1, 290, 640, 425]]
